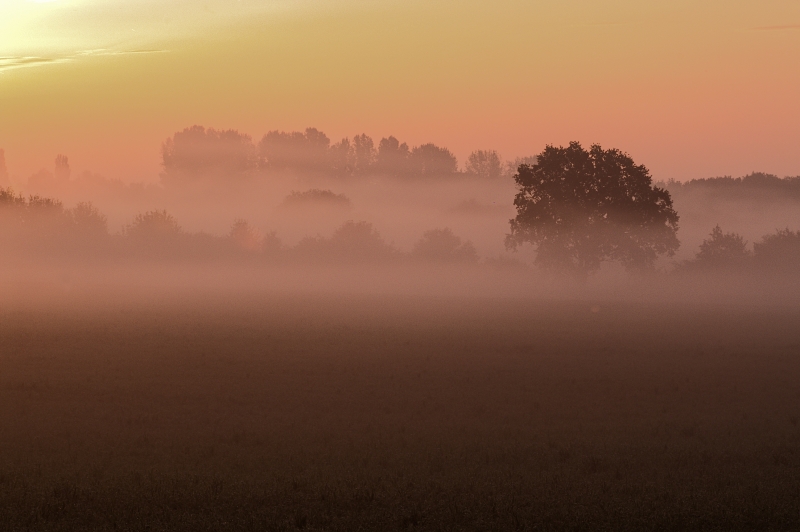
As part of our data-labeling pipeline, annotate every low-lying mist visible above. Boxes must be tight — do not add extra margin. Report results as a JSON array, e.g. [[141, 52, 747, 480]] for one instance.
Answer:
[[3, 134, 800, 531], [2, 128, 800, 308]]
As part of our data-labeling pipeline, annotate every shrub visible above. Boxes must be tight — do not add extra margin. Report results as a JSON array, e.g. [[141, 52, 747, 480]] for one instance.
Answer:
[[229, 219, 263, 252], [412, 228, 478, 263], [282, 189, 352, 208], [293, 221, 396, 262], [694, 225, 750, 267], [753, 229, 800, 272]]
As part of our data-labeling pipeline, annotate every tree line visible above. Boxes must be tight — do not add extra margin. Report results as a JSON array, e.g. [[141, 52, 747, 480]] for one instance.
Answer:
[[0, 187, 480, 265], [161, 126, 518, 182], [678, 225, 800, 273], [506, 141, 800, 275], [662, 172, 800, 199], [3, 183, 799, 275]]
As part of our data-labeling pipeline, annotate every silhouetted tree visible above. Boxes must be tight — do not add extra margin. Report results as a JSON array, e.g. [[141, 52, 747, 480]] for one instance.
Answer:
[[505, 156, 538, 177], [376, 136, 411, 176], [329, 138, 355, 176], [70, 202, 108, 236], [693, 225, 750, 268], [125, 210, 181, 241], [0, 188, 27, 237], [328, 221, 395, 260], [25, 195, 67, 228], [258, 128, 331, 172], [228, 219, 263, 252], [352, 134, 376, 174], [664, 172, 800, 200], [753, 228, 800, 272], [0, 187, 24, 208], [465, 150, 502, 179], [162, 126, 257, 183], [507, 142, 679, 273], [294, 221, 396, 262], [409, 143, 458, 177], [54, 154, 71, 181], [412, 228, 478, 263]]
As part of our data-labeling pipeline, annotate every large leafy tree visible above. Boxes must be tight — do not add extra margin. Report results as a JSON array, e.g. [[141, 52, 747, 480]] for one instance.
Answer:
[[506, 142, 679, 272]]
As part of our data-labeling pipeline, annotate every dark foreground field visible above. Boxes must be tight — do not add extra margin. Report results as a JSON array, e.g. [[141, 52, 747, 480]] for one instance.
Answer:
[[1, 292, 799, 531]]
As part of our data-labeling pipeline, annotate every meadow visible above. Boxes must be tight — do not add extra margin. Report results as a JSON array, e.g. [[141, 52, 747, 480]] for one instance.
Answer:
[[1, 287, 799, 531]]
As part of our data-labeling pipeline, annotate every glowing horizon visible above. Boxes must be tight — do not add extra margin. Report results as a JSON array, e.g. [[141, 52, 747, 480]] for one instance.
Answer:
[[1, 1, 799, 185]]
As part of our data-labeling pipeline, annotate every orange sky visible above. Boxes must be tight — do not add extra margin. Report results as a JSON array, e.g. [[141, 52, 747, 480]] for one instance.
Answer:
[[1, 0, 799, 184]]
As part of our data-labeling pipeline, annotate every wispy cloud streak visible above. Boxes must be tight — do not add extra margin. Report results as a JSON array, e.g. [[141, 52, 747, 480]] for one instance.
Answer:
[[0, 49, 167, 73]]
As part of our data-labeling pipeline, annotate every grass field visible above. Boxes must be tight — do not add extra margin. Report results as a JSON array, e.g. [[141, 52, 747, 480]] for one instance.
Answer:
[[1, 291, 799, 531]]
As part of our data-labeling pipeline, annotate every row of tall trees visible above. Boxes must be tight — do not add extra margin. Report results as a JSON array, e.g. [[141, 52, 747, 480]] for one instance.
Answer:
[[161, 126, 509, 182], [664, 172, 800, 196]]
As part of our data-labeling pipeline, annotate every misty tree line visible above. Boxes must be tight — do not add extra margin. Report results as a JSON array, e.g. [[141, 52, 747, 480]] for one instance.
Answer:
[[4, 137, 800, 275], [662, 172, 800, 198], [0, 187, 480, 264], [678, 225, 800, 273], [2, 184, 799, 273], [504, 142, 800, 275], [160, 126, 528, 182]]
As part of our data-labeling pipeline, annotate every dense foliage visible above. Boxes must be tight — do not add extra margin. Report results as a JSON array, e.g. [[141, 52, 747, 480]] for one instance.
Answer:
[[507, 142, 680, 273], [161, 126, 485, 182]]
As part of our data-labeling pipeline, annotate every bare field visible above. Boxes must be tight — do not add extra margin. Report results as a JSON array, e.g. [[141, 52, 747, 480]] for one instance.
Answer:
[[1, 293, 799, 531]]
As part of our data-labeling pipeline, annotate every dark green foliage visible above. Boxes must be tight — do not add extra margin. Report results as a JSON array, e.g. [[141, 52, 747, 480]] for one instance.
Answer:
[[507, 142, 680, 273], [412, 228, 478, 263]]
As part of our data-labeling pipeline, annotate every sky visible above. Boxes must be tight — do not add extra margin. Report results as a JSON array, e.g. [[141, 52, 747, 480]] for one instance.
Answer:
[[1, 0, 799, 184]]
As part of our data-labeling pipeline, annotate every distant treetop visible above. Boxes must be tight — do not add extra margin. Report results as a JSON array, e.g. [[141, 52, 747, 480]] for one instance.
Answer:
[[160, 125, 472, 182], [162, 126, 257, 182]]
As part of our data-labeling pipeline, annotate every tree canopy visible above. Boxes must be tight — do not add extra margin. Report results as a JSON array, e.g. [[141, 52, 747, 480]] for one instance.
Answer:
[[465, 150, 503, 179], [162, 126, 257, 182], [506, 141, 679, 273]]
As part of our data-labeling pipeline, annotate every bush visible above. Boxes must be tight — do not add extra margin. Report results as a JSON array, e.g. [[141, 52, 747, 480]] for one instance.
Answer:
[[71, 202, 108, 236], [412, 228, 478, 263], [694, 225, 750, 268], [282, 189, 351, 208], [754, 229, 800, 272], [293, 221, 396, 262]]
